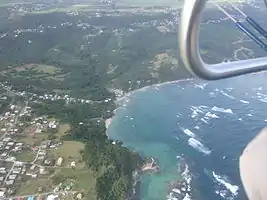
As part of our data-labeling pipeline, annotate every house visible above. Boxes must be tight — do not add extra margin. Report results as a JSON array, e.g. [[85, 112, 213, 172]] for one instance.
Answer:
[[5, 180, 14, 185], [5, 146, 10, 150], [14, 161, 23, 166], [70, 161, 76, 167], [39, 167, 46, 174], [0, 152, 6, 158], [38, 156, 45, 160], [39, 151, 46, 156], [12, 168, 21, 174], [43, 159, 51, 165], [7, 142, 14, 146], [3, 137, 11, 142], [30, 165, 36, 170], [47, 194, 59, 200], [31, 174, 38, 178], [76, 193, 83, 199], [0, 190, 5, 198], [9, 174, 16, 180], [56, 157, 63, 166]]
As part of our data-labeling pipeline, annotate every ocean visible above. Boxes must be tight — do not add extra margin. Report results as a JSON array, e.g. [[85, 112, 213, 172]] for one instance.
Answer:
[[107, 72, 267, 200]]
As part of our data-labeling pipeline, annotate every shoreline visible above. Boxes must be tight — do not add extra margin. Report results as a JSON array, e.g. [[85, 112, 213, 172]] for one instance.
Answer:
[[115, 78, 195, 103], [105, 77, 195, 131], [104, 78, 196, 200]]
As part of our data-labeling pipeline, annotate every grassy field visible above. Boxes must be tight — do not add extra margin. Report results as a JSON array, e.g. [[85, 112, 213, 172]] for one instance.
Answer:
[[17, 132, 48, 146], [17, 178, 53, 195], [53, 168, 97, 200], [17, 122, 69, 146], [50, 141, 84, 168], [29, 4, 98, 14], [1, 64, 60, 76], [55, 124, 70, 139], [34, 64, 59, 75], [16, 149, 36, 162]]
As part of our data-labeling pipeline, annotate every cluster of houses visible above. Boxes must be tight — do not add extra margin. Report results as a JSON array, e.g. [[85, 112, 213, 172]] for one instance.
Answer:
[[0, 138, 23, 159]]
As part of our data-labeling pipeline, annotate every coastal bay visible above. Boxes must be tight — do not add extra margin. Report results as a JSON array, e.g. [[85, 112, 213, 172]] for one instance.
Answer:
[[107, 73, 267, 200]]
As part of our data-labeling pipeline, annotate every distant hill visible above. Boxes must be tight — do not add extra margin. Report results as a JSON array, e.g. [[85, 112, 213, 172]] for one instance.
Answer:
[[113, 0, 246, 7]]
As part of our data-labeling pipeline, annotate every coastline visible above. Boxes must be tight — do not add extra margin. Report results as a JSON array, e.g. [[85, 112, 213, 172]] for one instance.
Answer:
[[104, 78, 195, 200], [105, 77, 195, 132]]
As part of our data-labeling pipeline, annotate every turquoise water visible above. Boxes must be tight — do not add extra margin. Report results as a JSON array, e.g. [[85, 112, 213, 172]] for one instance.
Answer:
[[107, 73, 267, 200]]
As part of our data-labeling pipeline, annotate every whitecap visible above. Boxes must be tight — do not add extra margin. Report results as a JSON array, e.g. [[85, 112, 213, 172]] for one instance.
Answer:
[[212, 171, 239, 196], [209, 92, 216, 97], [182, 128, 196, 138], [172, 188, 181, 194], [188, 138, 211, 155], [182, 193, 191, 200], [259, 99, 267, 103], [219, 91, 235, 99], [211, 106, 233, 114], [201, 118, 209, 124], [205, 112, 219, 119], [239, 100, 249, 104], [194, 84, 207, 90]]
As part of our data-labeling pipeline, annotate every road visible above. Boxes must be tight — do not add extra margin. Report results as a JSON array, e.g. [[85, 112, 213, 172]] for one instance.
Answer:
[[3, 162, 15, 184], [31, 147, 41, 164]]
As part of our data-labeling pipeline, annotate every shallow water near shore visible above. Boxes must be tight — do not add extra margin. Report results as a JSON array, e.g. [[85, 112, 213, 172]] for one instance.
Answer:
[[107, 73, 267, 200]]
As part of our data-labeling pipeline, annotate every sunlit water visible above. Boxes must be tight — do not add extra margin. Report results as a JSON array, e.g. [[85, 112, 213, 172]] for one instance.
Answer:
[[107, 73, 267, 200]]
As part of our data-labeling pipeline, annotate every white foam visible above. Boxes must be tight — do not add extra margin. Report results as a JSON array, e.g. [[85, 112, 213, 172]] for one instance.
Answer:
[[259, 98, 267, 103], [182, 128, 196, 138], [205, 112, 219, 119], [209, 92, 216, 97], [201, 118, 209, 124], [211, 106, 233, 114], [172, 188, 181, 194], [239, 100, 249, 104], [219, 91, 235, 99], [182, 193, 191, 200], [212, 171, 239, 196], [188, 138, 211, 155], [194, 83, 207, 90], [191, 110, 198, 118]]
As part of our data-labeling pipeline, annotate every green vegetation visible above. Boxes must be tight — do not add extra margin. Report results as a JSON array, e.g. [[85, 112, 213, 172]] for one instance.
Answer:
[[51, 141, 84, 167], [16, 149, 36, 162], [53, 168, 97, 199], [31, 99, 142, 200], [0, 2, 253, 199], [18, 179, 52, 195]]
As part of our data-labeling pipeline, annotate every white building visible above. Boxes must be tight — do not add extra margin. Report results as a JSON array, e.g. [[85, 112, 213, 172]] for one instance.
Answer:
[[47, 194, 60, 200], [56, 157, 63, 166]]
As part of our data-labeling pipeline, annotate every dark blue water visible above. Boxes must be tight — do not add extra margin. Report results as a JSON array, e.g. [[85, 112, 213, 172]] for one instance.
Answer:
[[107, 73, 267, 200]]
